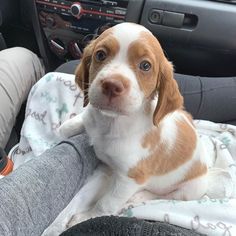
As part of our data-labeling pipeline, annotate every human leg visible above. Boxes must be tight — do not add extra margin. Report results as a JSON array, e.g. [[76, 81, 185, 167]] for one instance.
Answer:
[[0, 47, 45, 148], [0, 134, 99, 236]]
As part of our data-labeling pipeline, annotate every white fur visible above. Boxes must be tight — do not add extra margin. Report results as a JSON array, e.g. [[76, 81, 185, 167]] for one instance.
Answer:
[[82, 104, 151, 172], [59, 110, 85, 138], [89, 64, 143, 115], [45, 23, 207, 235], [112, 23, 149, 62], [159, 112, 179, 151], [53, 105, 207, 233]]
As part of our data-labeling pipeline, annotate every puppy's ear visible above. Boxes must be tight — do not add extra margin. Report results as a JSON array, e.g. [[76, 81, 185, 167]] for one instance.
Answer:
[[75, 40, 96, 106], [153, 58, 183, 125]]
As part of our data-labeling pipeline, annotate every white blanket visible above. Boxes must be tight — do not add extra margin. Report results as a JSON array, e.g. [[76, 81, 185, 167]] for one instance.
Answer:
[[12, 73, 236, 235], [11, 72, 84, 169]]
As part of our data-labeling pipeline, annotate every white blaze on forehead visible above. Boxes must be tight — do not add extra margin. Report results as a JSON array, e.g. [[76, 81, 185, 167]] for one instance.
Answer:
[[112, 23, 150, 61], [97, 23, 151, 87]]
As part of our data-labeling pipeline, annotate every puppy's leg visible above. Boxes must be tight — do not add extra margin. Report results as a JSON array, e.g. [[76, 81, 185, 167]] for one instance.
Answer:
[[68, 174, 141, 227], [59, 114, 85, 138], [164, 175, 208, 201]]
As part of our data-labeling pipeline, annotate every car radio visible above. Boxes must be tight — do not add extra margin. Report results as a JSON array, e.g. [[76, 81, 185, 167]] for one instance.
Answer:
[[36, 0, 129, 60]]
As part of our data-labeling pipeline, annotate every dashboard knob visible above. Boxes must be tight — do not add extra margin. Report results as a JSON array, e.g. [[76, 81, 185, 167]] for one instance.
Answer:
[[71, 3, 82, 18], [45, 16, 55, 28]]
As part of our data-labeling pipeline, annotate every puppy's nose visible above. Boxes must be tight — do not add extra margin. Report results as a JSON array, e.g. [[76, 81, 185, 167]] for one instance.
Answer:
[[102, 79, 125, 98]]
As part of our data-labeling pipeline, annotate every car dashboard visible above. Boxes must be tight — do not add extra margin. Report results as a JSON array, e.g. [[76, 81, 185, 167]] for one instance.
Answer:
[[2, 0, 236, 77]]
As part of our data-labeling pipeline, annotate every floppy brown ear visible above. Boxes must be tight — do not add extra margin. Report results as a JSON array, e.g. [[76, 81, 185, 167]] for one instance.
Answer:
[[153, 58, 183, 125], [75, 40, 96, 106]]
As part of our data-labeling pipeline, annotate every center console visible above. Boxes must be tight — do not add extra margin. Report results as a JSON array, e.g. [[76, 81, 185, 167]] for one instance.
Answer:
[[35, 0, 130, 60], [30, 0, 236, 75]]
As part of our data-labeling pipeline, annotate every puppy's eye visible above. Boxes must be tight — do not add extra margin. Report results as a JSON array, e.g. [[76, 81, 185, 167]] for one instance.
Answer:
[[95, 50, 107, 62], [139, 60, 151, 71]]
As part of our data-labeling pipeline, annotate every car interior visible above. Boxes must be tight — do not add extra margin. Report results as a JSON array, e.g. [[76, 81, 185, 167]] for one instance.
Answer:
[[1, 0, 236, 234], [1, 0, 236, 150], [2, 0, 236, 75]]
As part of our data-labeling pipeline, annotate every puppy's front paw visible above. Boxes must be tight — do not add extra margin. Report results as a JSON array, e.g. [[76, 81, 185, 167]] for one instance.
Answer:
[[59, 115, 85, 138], [59, 120, 76, 138]]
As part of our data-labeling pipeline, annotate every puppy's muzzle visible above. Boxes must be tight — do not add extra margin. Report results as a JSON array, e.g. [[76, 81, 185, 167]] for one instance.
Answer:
[[101, 78, 126, 99]]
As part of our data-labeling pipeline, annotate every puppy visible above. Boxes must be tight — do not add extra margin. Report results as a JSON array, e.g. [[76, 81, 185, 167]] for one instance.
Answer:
[[60, 22, 208, 226]]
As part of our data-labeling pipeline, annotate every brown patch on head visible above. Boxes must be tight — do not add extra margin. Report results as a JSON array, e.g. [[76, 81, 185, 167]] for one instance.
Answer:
[[75, 39, 96, 106], [127, 31, 183, 125], [127, 32, 161, 98], [153, 59, 183, 125], [128, 116, 197, 184], [75, 27, 120, 106]]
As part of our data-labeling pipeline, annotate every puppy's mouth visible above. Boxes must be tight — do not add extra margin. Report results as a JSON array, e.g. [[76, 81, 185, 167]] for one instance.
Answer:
[[100, 109, 123, 117], [90, 102, 128, 117]]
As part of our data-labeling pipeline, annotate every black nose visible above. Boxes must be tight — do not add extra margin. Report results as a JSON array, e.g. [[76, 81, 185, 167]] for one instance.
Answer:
[[102, 79, 125, 98]]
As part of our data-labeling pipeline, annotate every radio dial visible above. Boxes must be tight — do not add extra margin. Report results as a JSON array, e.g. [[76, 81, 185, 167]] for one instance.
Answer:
[[71, 3, 82, 18], [45, 17, 55, 28]]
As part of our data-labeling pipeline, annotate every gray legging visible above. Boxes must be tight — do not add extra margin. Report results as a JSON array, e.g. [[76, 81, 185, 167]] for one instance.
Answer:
[[0, 134, 99, 236]]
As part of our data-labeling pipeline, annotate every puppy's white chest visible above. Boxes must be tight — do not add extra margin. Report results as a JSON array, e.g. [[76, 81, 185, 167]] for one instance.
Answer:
[[84, 109, 150, 172], [90, 131, 148, 173]]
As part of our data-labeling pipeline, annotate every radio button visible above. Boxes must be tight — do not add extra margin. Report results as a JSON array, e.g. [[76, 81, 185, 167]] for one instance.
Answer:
[[61, 1, 71, 6], [71, 3, 82, 18], [115, 9, 126, 16]]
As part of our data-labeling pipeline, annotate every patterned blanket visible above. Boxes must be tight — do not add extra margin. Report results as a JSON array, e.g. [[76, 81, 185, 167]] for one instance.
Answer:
[[11, 73, 236, 236]]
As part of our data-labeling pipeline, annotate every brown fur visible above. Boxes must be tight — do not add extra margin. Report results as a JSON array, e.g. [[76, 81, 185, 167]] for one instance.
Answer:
[[128, 117, 197, 184], [183, 161, 207, 183], [75, 40, 96, 106], [75, 29, 120, 106], [153, 59, 183, 125], [127, 32, 183, 126]]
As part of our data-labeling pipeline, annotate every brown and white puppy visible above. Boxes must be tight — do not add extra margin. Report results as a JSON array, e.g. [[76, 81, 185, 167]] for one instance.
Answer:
[[59, 22, 208, 226]]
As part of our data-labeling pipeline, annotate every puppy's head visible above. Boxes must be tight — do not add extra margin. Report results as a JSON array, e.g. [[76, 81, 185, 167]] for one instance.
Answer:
[[76, 22, 183, 124]]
